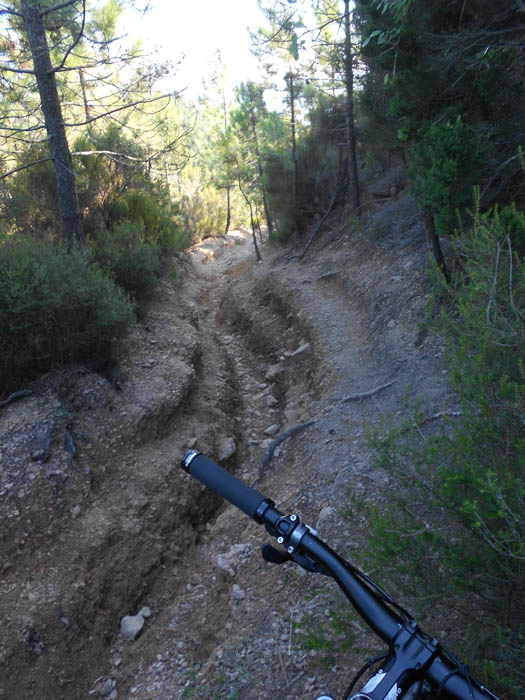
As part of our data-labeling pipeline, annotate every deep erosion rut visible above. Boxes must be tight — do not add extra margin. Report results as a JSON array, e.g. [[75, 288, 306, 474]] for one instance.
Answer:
[[0, 231, 324, 700], [0, 224, 456, 700]]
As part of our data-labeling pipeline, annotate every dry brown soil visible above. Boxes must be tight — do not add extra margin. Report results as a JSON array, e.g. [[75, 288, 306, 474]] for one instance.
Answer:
[[0, 203, 461, 700]]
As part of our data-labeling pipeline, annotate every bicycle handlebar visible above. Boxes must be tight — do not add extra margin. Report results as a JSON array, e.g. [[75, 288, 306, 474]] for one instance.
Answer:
[[180, 451, 502, 700], [181, 450, 267, 518]]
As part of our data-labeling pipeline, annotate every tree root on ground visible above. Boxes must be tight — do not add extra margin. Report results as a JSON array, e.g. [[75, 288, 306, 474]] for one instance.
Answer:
[[255, 420, 317, 484]]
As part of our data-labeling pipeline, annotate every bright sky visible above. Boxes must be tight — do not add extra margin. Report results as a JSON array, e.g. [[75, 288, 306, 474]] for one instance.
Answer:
[[121, 0, 266, 99]]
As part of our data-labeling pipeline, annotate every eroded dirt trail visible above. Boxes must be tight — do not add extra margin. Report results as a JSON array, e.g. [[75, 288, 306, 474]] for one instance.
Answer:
[[1, 217, 456, 700], [109, 227, 455, 700]]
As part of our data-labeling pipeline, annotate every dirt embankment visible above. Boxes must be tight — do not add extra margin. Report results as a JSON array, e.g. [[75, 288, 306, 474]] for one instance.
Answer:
[[0, 199, 458, 700]]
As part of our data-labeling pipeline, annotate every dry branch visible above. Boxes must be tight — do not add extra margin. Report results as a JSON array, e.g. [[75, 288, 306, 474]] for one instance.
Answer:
[[0, 389, 33, 409], [256, 420, 316, 482], [340, 380, 395, 403]]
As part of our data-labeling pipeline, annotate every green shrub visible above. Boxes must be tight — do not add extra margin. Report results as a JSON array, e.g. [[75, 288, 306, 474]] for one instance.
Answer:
[[365, 206, 525, 696], [436, 205, 524, 565], [408, 114, 489, 236], [0, 236, 134, 396], [111, 188, 191, 253], [90, 220, 161, 306], [1, 144, 61, 238], [181, 185, 231, 242]]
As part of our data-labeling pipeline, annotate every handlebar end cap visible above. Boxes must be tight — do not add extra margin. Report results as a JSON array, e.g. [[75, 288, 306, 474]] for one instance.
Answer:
[[181, 449, 201, 471]]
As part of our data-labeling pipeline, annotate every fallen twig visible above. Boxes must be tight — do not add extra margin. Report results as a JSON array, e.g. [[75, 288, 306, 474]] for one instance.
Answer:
[[340, 380, 395, 403], [256, 421, 316, 483], [394, 410, 463, 437], [415, 410, 462, 426], [315, 270, 341, 282], [279, 671, 305, 697], [0, 389, 33, 409]]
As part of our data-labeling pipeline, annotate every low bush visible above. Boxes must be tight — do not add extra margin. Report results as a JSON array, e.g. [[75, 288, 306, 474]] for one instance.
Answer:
[[0, 236, 134, 396], [180, 185, 236, 242], [111, 188, 191, 254], [408, 114, 489, 236], [90, 220, 161, 307], [365, 206, 525, 696]]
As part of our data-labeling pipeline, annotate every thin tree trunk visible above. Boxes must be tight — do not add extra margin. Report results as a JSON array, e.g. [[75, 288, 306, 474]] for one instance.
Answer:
[[422, 208, 449, 282], [249, 107, 273, 239], [220, 82, 232, 236], [236, 166, 261, 262], [21, 0, 84, 251], [224, 185, 231, 235], [286, 71, 298, 213], [343, 0, 360, 214], [78, 67, 92, 122]]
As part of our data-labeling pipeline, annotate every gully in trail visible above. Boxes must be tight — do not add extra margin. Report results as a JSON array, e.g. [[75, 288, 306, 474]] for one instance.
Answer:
[[112, 221, 457, 700], [0, 228, 319, 700]]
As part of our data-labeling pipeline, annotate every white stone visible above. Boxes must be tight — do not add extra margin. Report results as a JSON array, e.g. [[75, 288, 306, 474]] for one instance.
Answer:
[[265, 364, 283, 381], [120, 613, 145, 641], [231, 584, 246, 601], [291, 342, 310, 357], [217, 437, 236, 462]]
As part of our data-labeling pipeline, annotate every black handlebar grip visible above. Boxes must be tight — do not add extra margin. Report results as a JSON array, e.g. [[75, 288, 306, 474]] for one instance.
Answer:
[[181, 450, 267, 519]]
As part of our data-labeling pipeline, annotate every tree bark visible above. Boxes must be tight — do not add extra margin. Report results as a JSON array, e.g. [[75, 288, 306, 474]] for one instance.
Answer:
[[343, 0, 360, 214], [249, 106, 273, 239], [21, 0, 84, 251], [236, 165, 261, 262], [78, 67, 92, 122], [422, 208, 449, 282], [286, 71, 298, 213], [224, 185, 231, 235]]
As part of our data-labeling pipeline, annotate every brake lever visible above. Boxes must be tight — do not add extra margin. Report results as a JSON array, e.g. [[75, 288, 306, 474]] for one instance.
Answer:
[[261, 543, 331, 576]]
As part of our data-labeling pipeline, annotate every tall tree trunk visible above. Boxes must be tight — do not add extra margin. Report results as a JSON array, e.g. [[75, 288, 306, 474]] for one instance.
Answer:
[[422, 208, 449, 282], [249, 107, 273, 239], [220, 83, 232, 236], [286, 71, 298, 213], [21, 0, 84, 251], [343, 0, 360, 214]]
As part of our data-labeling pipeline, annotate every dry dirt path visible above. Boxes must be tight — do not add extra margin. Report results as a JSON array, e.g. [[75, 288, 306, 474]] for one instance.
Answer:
[[107, 226, 456, 700], [0, 221, 457, 700]]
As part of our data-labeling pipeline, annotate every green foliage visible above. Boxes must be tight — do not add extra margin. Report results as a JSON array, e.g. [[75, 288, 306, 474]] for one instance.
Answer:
[[409, 115, 488, 235], [0, 235, 133, 396], [265, 93, 343, 243], [90, 220, 161, 307], [356, 0, 524, 225], [436, 206, 525, 563], [111, 187, 190, 253], [292, 607, 354, 667], [181, 181, 234, 242], [365, 207, 525, 695], [2, 144, 61, 238]]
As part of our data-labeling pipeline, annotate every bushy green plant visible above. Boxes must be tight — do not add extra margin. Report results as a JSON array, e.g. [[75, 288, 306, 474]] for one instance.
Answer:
[[409, 115, 488, 236], [90, 220, 161, 306], [365, 206, 524, 695], [265, 94, 343, 244], [436, 205, 524, 564], [0, 236, 133, 396], [110, 187, 191, 253], [2, 144, 61, 238], [180, 185, 233, 242]]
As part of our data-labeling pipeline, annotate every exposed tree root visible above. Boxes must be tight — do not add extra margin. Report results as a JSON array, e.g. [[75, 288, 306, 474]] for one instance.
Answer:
[[0, 389, 33, 409], [340, 380, 395, 403], [256, 420, 317, 483]]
